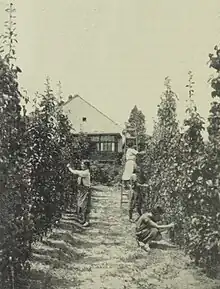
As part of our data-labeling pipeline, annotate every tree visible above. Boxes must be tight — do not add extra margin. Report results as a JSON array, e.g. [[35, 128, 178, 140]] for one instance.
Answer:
[[157, 77, 179, 141], [0, 3, 96, 287], [184, 71, 204, 153], [181, 71, 205, 213], [128, 105, 147, 147], [193, 45, 220, 276], [154, 77, 180, 213], [0, 3, 32, 288], [141, 77, 180, 212], [172, 71, 206, 247], [26, 78, 67, 238], [207, 45, 220, 205]]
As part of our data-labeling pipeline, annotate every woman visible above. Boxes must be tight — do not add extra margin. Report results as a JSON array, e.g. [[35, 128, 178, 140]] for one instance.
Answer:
[[67, 160, 91, 227], [136, 206, 174, 252], [122, 143, 145, 189], [128, 173, 143, 222]]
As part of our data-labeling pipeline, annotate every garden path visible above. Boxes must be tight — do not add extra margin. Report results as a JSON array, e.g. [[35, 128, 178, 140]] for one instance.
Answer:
[[30, 188, 220, 289]]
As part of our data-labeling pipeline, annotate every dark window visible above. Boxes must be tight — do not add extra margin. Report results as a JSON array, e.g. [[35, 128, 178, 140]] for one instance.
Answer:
[[100, 142, 115, 152], [90, 135, 118, 152], [100, 135, 117, 152]]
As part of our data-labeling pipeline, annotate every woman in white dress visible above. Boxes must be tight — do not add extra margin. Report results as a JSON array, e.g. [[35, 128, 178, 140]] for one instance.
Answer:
[[122, 143, 145, 189]]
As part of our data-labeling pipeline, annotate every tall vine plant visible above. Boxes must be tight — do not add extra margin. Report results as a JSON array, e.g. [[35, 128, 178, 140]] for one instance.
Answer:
[[176, 72, 206, 251], [25, 78, 80, 240], [195, 45, 220, 276], [141, 77, 179, 213], [0, 4, 85, 287], [0, 3, 32, 288]]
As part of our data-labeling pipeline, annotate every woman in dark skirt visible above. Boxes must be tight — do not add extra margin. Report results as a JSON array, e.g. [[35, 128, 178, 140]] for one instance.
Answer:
[[67, 160, 91, 227], [77, 184, 91, 225], [129, 173, 143, 222]]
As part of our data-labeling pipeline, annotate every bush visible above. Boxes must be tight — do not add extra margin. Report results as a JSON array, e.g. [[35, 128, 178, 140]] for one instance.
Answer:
[[91, 162, 121, 185]]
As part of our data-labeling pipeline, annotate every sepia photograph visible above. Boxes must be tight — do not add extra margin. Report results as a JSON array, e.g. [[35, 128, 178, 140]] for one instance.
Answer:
[[0, 1, 220, 288]]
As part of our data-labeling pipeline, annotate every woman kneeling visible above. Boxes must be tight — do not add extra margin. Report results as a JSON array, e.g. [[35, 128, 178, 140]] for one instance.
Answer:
[[135, 206, 174, 251]]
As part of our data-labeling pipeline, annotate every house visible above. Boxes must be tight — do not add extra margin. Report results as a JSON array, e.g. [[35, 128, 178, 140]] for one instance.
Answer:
[[62, 95, 124, 163]]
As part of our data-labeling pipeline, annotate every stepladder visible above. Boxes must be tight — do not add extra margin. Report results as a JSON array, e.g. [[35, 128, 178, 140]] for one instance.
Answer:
[[120, 122, 139, 208], [120, 180, 133, 208]]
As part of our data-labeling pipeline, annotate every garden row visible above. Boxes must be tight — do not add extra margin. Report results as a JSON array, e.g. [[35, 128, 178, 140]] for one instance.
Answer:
[[139, 68, 220, 277], [0, 5, 94, 288], [0, 58, 83, 289]]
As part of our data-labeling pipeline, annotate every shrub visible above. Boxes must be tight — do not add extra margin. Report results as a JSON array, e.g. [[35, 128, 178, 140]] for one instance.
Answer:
[[91, 162, 121, 185]]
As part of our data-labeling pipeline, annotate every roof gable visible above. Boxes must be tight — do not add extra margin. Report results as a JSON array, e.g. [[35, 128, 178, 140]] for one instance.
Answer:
[[63, 95, 123, 134]]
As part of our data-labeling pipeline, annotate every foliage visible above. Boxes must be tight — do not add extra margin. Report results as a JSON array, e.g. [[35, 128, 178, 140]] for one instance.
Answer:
[[141, 77, 179, 209], [174, 72, 206, 248], [90, 162, 121, 185], [72, 132, 95, 167], [25, 80, 68, 239], [0, 4, 32, 288], [127, 105, 147, 147], [140, 71, 220, 277], [0, 5, 88, 286], [203, 44, 220, 275]]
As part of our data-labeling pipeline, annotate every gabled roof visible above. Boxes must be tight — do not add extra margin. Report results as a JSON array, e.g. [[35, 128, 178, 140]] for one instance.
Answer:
[[62, 94, 123, 134], [63, 95, 120, 126]]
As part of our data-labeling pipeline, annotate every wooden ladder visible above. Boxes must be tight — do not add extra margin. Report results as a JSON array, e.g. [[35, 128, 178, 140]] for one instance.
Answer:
[[120, 181, 133, 208], [120, 122, 138, 208]]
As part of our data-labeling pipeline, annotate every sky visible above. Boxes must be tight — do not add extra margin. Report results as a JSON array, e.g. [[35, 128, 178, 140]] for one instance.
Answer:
[[1, 0, 220, 137]]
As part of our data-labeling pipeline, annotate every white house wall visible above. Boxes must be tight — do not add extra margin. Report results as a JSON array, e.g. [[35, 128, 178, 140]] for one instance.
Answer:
[[63, 96, 122, 134]]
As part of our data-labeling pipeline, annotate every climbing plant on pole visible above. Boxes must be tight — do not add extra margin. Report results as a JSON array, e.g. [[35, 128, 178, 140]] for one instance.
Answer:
[[26, 78, 66, 239], [141, 77, 179, 213], [194, 45, 220, 277], [181, 71, 205, 215], [173, 71, 206, 248], [0, 3, 33, 288]]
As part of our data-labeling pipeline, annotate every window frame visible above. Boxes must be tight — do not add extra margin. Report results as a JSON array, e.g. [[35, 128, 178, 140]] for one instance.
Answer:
[[90, 134, 118, 153]]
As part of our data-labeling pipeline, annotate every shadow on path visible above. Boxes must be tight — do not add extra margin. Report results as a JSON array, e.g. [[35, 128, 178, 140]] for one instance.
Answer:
[[28, 188, 220, 289]]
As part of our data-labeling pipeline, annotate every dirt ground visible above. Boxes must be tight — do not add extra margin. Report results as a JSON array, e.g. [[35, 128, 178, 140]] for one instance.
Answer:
[[30, 187, 220, 289]]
